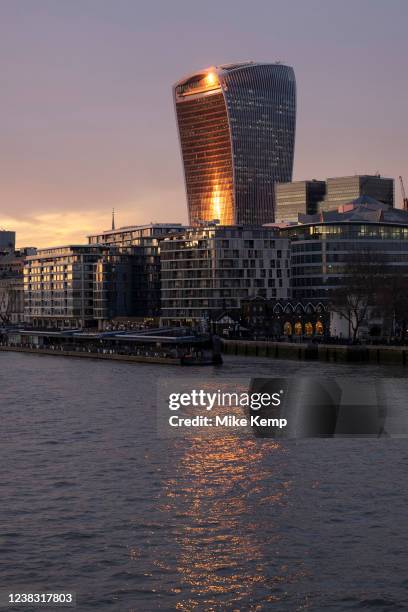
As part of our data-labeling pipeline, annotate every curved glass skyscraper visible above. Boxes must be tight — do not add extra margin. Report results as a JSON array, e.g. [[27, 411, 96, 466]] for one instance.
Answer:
[[173, 62, 296, 225]]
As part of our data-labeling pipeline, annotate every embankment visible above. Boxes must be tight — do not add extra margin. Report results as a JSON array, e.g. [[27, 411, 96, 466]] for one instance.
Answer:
[[221, 339, 408, 366]]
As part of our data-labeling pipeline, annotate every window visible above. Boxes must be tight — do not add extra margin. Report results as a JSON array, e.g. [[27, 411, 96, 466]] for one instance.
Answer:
[[284, 321, 292, 335], [315, 320, 324, 335], [305, 322, 313, 336]]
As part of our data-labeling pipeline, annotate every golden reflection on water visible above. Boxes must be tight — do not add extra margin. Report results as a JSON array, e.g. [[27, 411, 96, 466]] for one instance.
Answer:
[[161, 434, 297, 610]]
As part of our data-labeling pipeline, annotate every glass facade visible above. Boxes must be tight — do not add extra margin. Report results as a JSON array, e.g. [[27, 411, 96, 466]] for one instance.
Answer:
[[174, 62, 296, 226], [275, 180, 326, 222], [319, 176, 394, 212], [175, 88, 234, 225], [282, 223, 408, 300]]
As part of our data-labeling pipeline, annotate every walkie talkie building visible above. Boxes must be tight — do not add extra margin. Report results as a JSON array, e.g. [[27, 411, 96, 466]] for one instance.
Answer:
[[173, 62, 296, 225]]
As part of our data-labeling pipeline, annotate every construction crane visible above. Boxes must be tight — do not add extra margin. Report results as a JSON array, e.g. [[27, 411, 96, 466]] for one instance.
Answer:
[[399, 176, 408, 211]]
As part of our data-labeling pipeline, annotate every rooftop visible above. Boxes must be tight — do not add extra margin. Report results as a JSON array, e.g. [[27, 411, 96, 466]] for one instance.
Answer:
[[87, 223, 184, 238], [297, 197, 408, 226], [326, 174, 393, 181], [26, 244, 110, 259], [174, 61, 292, 89]]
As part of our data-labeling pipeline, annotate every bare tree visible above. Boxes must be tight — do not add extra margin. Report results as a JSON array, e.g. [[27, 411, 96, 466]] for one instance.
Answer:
[[329, 252, 388, 343], [376, 274, 408, 339]]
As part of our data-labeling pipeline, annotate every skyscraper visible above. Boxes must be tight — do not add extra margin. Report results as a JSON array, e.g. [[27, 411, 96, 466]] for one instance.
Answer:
[[173, 62, 296, 226]]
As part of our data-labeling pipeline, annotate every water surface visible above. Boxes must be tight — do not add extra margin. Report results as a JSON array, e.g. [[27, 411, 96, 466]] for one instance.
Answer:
[[1, 352, 407, 610]]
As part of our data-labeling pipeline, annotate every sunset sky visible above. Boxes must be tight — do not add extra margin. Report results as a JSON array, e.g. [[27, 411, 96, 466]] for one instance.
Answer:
[[1, 0, 407, 247]]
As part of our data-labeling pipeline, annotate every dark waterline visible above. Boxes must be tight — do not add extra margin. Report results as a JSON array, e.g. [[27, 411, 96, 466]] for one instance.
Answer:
[[1, 352, 408, 610]]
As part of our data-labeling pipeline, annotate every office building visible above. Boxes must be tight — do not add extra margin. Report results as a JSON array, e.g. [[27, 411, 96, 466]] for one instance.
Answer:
[[275, 180, 326, 222], [88, 223, 184, 316], [320, 175, 394, 212], [160, 225, 290, 322], [0, 230, 16, 254], [275, 175, 394, 222], [173, 62, 296, 226], [281, 198, 408, 300]]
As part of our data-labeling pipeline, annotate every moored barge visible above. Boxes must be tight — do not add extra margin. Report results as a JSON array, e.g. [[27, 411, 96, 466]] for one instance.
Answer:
[[0, 328, 223, 366]]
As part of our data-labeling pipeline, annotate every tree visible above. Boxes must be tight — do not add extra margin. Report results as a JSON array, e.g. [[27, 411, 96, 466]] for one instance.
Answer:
[[376, 274, 408, 340], [329, 252, 388, 343]]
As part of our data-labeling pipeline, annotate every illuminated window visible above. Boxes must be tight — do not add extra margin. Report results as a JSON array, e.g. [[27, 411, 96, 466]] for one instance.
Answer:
[[284, 321, 292, 335], [294, 321, 302, 335], [315, 320, 324, 335], [305, 322, 313, 336]]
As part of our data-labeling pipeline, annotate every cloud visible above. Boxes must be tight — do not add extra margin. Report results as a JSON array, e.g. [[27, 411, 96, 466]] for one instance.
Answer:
[[0, 189, 187, 248]]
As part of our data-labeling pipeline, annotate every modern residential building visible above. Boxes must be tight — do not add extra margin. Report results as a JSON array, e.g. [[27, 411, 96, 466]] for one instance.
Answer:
[[160, 225, 290, 323], [24, 245, 104, 329], [88, 223, 184, 316], [275, 180, 326, 222], [320, 175, 394, 212], [87, 223, 184, 249], [173, 62, 296, 226], [23, 245, 138, 329], [280, 198, 408, 301], [93, 251, 136, 322], [23, 224, 185, 329]]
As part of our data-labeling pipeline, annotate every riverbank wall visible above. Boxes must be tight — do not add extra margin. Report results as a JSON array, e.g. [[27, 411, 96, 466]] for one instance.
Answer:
[[0, 345, 182, 365], [221, 339, 408, 366]]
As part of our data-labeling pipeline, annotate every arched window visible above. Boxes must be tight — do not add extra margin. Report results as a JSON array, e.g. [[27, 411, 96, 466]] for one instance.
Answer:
[[305, 322, 313, 336], [315, 320, 324, 335], [294, 321, 302, 335], [284, 321, 292, 335]]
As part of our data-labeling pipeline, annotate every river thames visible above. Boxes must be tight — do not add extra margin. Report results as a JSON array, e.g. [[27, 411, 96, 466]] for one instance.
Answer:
[[1, 351, 408, 610]]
